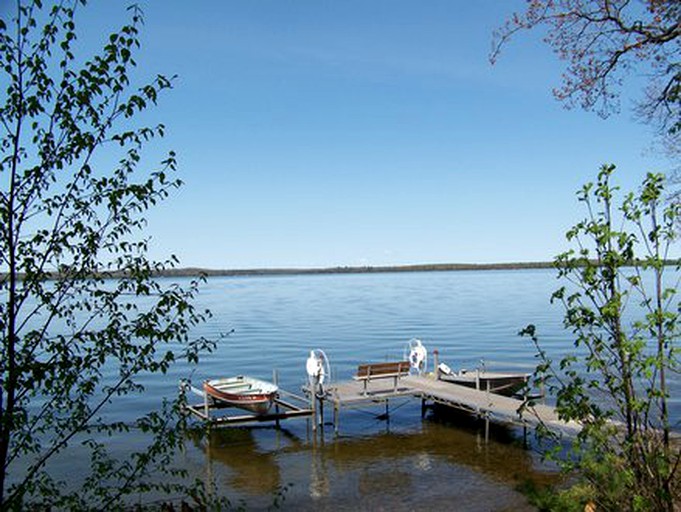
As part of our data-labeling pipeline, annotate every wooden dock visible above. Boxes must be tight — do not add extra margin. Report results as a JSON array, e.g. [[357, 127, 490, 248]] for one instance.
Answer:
[[180, 373, 581, 437], [321, 374, 581, 436]]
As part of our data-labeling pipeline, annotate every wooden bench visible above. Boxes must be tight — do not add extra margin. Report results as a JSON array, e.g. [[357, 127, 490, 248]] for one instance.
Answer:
[[353, 361, 411, 394]]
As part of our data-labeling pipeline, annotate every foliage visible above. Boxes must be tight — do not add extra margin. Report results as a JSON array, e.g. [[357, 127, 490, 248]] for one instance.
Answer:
[[518, 478, 596, 512], [492, 0, 681, 155], [0, 1, 216, 508], [520, 166, 681, 511]]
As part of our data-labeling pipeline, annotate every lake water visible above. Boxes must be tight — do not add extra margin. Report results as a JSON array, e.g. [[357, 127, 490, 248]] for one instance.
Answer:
[[42, 269, 681, 509]]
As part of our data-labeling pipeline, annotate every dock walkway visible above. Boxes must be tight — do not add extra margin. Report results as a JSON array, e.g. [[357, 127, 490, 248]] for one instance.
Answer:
[[181, 373, 581, 437], [323, 375, 581, 436]]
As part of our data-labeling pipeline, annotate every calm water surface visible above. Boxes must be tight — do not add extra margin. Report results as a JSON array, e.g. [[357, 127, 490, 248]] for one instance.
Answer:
[[84, 269, 681, 509]]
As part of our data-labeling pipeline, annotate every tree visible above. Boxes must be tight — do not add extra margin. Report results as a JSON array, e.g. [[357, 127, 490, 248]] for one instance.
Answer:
[[0, 1, 215, 508], [521, 166, 680, 510], [492, 0, 681, 155]]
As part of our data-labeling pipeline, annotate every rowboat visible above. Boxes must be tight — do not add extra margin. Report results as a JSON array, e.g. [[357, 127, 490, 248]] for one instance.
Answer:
[[438, 364, 530, 397], [203, 376, 278, 415]]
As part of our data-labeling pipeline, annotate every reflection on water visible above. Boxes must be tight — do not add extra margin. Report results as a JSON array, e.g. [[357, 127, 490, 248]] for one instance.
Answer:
[[189, 407, 560, 511], [189, 428, 283, 496]]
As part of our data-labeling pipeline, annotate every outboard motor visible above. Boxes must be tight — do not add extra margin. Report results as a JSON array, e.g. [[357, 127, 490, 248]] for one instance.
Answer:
[[405, 338, 428, 375], [306, 349, 330, 398]]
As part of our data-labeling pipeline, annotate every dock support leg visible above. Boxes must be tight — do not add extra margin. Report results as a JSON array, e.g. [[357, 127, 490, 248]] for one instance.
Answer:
[[334, 402, 340, 436], [484, 414, 490, 443], [203, 390, 210, 422], [318, 395, 324, 429], [273, 369, 281, 429], [311, 391, 317, 432]]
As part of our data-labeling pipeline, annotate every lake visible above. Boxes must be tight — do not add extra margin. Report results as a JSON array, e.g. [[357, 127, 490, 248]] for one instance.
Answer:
[[41, 268, 681, 509]]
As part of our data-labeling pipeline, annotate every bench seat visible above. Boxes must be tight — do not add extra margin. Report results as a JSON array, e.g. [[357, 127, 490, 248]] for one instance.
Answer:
[[353, 360, 411, 393]]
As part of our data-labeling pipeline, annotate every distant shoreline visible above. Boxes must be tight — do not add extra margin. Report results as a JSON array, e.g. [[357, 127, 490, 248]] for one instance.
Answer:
[[6, 260, 678, 281], [158, 261, 556, 278]]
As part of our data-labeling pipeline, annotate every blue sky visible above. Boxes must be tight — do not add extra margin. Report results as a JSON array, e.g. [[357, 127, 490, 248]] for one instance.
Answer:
[[76, 1, 671, 269]]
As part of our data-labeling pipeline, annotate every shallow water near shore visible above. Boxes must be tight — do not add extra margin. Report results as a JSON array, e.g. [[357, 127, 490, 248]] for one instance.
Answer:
[[180, 416, 552, 511]]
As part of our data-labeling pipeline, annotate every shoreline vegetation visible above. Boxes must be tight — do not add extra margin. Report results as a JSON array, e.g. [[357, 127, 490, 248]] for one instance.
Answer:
[[155, 259, 678, 278], [4, 260, 678, 281], [161, 261, 557, 277]]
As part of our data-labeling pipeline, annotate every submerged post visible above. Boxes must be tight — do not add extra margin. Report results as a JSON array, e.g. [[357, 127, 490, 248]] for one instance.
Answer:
[[318, 394, 324, 428], [311, 388, 317, 432], [333, 401, 340, 436]]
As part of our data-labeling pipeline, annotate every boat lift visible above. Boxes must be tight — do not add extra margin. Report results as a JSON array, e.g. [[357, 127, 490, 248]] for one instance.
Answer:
[[180, 374, 313, 427]]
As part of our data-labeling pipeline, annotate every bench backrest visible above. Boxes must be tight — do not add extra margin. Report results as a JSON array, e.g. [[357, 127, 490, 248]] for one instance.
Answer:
[[356, 360, 411, 378]]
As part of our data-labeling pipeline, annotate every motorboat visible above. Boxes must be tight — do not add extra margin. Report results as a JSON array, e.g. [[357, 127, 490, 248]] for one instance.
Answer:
[[437, 363, 530, 397], [203, 376, 278, 415]]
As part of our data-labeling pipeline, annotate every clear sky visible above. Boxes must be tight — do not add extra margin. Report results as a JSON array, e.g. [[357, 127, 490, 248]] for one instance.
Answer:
[[70, 1, 674, 268]]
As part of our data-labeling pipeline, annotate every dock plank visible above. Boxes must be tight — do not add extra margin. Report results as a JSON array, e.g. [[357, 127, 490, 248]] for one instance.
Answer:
[[330, 378, 415, 403], [326, 375, 581, 435], [401, 375, 581, 434]]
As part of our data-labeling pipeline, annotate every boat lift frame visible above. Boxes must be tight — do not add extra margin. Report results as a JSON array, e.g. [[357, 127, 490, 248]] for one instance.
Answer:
[[181, 379, 313, 428]]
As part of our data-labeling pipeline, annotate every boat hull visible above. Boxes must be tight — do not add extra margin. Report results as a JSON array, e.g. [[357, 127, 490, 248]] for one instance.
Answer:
[[440, 371, 529, 397], [203, 376, 278, 415]]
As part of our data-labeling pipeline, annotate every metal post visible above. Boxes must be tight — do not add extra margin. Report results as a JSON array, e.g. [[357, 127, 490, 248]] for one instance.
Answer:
[[421, 398, 427, 418], [334, 401, 340, 436], [203, 384, 209, 420], [311, 386, 317, 432], [433, 349, 439, 378], [273, 369, 280, 429], [476, 368, 480, 391]]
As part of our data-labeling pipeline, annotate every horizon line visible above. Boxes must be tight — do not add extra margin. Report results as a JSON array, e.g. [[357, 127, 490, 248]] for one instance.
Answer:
[[159, 261, 555, 277]]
